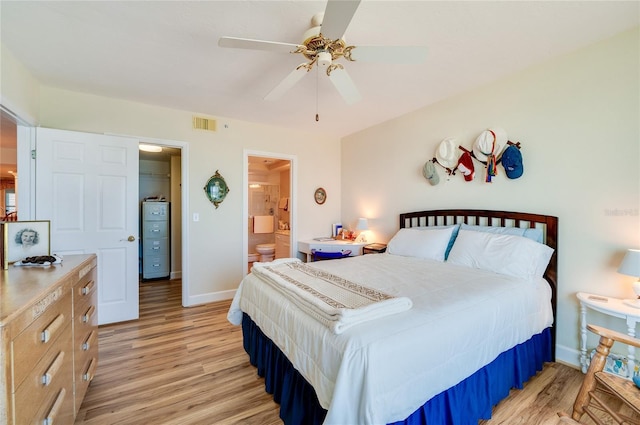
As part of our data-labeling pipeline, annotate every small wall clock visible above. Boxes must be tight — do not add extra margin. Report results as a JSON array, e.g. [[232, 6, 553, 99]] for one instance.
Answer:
[[204, 170, 230, 209], [314, 187, 327, 205]]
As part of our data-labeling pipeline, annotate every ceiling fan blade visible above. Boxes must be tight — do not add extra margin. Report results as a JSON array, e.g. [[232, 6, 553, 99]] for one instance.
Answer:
[[321, 0, 361, 40], [264, 64, 310, 101], [218, 36, 301, 53], [328, 67, 361, 105], [348, 46, 428, 64]]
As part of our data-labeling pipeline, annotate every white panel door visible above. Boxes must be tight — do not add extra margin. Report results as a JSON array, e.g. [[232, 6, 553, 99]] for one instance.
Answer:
[[36, 128, 139, 324]]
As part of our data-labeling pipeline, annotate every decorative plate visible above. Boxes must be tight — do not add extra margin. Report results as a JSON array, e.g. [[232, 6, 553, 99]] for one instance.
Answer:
[[314, 187, 327, 205], [204, 170, 230, 209]]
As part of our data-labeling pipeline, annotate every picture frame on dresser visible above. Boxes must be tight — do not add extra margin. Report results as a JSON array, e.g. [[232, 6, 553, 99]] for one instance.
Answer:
[[1, 220, 51, 269]]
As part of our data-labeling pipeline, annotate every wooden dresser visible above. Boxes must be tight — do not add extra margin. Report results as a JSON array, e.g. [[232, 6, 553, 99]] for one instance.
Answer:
[[0, 254, 98, 425]]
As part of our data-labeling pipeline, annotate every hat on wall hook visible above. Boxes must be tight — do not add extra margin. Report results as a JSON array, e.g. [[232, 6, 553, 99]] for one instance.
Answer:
[[456, 146, 475, 182], [473, 127, 507, 182], [422, 159, 440, 185], [434, 138, 459, 175], [501, 142, 524, 179]]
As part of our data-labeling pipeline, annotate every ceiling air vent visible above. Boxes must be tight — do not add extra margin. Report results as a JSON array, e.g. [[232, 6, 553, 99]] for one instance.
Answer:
[[192, 116, 216, 132]]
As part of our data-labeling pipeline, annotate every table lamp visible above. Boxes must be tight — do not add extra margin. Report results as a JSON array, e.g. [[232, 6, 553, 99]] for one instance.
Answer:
[[618, 248, 640, 308], [355, 218, 369, 243]]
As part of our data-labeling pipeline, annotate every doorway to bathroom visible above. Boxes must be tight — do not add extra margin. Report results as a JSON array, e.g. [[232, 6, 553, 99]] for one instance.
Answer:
[[244, 151, 296, 275]]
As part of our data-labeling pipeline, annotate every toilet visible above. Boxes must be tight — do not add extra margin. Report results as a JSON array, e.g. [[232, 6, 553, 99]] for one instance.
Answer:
[[256, 243, 276, 262], [247, 252, 260, 273]]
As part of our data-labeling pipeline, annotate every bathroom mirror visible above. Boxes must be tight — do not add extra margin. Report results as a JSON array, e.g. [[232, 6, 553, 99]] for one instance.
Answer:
[[204, 170, 230, 209]]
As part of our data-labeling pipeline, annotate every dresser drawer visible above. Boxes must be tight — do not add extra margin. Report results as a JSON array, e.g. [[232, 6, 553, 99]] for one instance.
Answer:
[[24, 385, 75, 425], [11, 291, 72, 390], [74, 269, 97, 303], [14, 323, 73, 425], [75, 298, 98, 334]]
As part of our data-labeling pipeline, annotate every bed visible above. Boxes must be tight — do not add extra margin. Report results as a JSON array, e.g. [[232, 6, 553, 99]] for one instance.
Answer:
[[228, 209, 558, 425]]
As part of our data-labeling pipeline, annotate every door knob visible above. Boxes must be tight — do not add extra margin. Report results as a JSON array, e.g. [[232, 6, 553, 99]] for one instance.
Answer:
[[127, 235, 136, 242]]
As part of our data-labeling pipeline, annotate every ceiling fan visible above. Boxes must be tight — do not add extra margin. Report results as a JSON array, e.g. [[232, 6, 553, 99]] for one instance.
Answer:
[[218, 0, 427, 106]]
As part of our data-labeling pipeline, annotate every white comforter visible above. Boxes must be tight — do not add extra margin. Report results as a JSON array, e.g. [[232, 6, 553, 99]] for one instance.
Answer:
[[228, 253, 553, 425], [250, 258, 413, 334]]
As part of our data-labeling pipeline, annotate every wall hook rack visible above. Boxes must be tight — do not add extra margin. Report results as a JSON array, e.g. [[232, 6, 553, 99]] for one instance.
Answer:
[[430, 157, 456, 175], [463, 140, 522, 166]]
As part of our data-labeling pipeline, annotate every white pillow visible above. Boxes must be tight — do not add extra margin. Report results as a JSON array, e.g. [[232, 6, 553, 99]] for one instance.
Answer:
[[460, 223, 544, 243], [447, 229, 554, 281], [386, 227, 455, 261]]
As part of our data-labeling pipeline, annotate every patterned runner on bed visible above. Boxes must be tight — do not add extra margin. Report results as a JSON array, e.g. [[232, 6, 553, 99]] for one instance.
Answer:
[[251, 258, 412, 334]]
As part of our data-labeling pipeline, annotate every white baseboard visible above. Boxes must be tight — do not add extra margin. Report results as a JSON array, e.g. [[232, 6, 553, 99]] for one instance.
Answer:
[[184, 289, 236, 307], [170, 270, 182, 280], [556, 344, 581, 369]]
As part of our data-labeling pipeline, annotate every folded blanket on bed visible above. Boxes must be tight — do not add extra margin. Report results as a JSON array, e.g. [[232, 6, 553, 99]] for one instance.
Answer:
[[251, 258, 412, 334]]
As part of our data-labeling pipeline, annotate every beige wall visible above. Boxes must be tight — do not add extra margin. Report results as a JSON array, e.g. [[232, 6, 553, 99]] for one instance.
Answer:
[[341, 28, 640, 367], [36, 87, 342, 303], [0, 44, 40, 123]]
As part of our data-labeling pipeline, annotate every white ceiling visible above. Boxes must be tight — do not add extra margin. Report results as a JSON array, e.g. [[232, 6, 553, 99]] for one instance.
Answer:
[[1, 1, 638, 138]]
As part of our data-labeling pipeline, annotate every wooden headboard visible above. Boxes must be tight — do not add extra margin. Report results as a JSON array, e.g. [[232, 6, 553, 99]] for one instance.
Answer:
[[399, 209, 558, 354]]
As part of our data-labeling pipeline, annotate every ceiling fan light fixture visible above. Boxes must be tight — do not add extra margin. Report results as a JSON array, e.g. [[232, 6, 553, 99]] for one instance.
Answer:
[[317, 51, 332, 67]]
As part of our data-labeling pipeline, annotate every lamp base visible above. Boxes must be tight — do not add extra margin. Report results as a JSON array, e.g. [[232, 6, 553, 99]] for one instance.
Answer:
[[623, 298, 640, 309]]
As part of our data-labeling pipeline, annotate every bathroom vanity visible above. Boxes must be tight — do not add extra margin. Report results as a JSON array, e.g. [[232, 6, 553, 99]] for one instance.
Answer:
[[275, 230, 290, 259]]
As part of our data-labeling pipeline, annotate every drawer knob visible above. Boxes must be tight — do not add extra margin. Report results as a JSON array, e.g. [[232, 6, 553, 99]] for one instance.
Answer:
[[43, 388, 66, 425], [82, 305, 96, 323], [42, 351, 65, 386], [81, 280, 95, 295], [83, 357, 98, 382], [82, 330, 97, 351], [41, 314, 65, 343]]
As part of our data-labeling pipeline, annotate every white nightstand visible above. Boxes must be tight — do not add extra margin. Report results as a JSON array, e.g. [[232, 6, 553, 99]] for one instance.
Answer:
[[297, 239, 367, 263], [576, 292, 640, 377]]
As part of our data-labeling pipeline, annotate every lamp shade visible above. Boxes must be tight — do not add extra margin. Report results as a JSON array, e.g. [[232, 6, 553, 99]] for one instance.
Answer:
[[618, 249, 640, 277], [356, 218, 369, 231]]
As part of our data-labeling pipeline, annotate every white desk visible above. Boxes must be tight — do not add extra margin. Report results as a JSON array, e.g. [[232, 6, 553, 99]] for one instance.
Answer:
[[298, 239, 367, 262], [577, 292, 640, 377]]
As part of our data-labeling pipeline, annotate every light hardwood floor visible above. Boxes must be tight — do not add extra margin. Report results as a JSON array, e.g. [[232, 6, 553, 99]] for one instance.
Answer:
[[74, 278, 595, 425]]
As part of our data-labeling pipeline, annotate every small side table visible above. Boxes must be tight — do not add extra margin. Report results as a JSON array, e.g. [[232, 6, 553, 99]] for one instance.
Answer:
[[576, 292, 640, 377], [363, 243, 387, 255]]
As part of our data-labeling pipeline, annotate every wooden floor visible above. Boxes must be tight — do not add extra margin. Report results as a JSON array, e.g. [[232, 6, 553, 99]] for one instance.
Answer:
[[74, 279, 602, 425]]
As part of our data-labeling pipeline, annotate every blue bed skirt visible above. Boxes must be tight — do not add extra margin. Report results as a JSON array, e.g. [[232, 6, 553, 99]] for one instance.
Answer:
[[242, 313, 552, 425]]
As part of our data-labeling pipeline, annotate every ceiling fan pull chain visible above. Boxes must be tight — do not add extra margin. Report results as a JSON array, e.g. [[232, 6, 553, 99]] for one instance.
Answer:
[[316, 66, 320, 122]]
